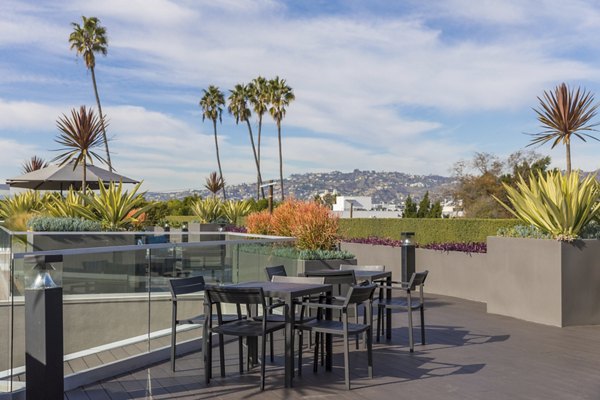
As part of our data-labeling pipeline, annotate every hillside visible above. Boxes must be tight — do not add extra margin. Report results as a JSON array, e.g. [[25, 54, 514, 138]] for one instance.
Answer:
[[146, 169, 457, 204]]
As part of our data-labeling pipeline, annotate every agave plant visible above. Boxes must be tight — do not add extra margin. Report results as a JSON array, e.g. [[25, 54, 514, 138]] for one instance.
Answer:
[[43, 188, 95, 219], [190, 197, 223, 223], [222, 200, 251, 225], [0, 191, 44, 219], [82, 180, 153, 231], [495, 170, 600, 241]]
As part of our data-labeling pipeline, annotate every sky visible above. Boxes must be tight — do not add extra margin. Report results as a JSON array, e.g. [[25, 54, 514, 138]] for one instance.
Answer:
[[1, 0, 600, 192]]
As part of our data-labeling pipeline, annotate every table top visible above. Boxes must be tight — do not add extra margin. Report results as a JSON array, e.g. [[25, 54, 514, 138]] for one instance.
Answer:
[[308, 269, 391, 281], [228, 280, 333, 299]]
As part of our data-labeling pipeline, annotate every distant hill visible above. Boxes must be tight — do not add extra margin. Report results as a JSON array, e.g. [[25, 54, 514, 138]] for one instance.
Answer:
[[145, 169, 457, 204]]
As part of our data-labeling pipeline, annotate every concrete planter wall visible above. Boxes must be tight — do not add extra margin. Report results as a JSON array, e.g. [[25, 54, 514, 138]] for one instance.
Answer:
[[487, 237, 600, 327], [341, 242, 487, 302], [416, 248, 487, 302]]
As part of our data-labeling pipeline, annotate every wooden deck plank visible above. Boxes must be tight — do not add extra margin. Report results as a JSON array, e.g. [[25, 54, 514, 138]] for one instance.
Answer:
[[64, 294, 600, 399]]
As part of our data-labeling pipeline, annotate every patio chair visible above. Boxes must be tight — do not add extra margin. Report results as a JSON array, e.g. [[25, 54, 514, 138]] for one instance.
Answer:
[[376, 270, 429, 352], [265, 264, 287, 280], [296, 283, 377, 390], [168, 275, 207, 371], [204, 286, 287, 390]]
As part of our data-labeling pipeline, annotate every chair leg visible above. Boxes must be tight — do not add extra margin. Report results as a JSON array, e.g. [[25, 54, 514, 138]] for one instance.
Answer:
[[367, 327, 373, 379], [376, 306, 382, 342], [313, 332, 319, 373], [220, 334, 226, 377], [260, 335, 266, 391], [420, 306, 426, 345], [269, 332, 274, 363], [298, 330, 303, 376], [355, 304, 359, 350], [239, 338, 244, 374], [320, 333, 324, 366], [343, 333, 350, 390], [407, 309, 414, 353], [171, 324, 177, 372]]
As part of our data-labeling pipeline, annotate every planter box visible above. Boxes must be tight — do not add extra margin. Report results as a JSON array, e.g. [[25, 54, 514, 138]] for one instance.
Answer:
[[487, 237, 600, 327], [416, 248, 487, 302], [341, 242, 487, 302]]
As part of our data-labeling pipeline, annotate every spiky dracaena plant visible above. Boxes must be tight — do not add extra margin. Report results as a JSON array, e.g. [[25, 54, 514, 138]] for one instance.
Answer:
[[82, 180, 152, 231], [190, 197, 223, 223], [43, 188, 96, 219], [222, 200, 252, 225], [494, 170, 600, 241]]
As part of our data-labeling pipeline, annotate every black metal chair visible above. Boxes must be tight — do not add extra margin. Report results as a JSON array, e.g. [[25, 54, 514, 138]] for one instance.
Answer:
[[265, 265, 287, 280], [296, 283, 377, 390], [168, 275, 206, 371], [203, 286, 287, 390], [376, 270, 429, 352]]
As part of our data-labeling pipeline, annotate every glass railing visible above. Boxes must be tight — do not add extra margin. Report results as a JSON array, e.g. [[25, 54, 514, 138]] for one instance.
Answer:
[[0, 227, 295, 396]]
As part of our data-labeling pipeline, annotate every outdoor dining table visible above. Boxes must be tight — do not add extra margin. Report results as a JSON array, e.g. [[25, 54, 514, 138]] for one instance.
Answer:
[[308, 269, 394, 339], [206, 280, 333, 388]]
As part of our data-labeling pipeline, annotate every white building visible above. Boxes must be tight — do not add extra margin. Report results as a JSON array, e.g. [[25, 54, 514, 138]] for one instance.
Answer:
[[332, 196, 372, 212]]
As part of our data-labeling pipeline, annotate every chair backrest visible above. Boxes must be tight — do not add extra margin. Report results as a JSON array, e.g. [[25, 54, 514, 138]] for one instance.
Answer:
[[205, 286, 266, 307], [265, 265, 287, 280], [340, 264, 385, 272], [407, 270, 429, 291], [271, 275, 325, 285], [304, 270, 356, 297], [169, 275, 206, 300], [345, 283, 377, 306]]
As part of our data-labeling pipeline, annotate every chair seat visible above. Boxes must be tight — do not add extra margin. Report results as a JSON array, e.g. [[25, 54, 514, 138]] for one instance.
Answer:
[[256, 314, 318, 324], [297, 319, 370, 335], [377, 298, 422, 310], [212, 319, 286, 337], [179, 313, 240, 325]]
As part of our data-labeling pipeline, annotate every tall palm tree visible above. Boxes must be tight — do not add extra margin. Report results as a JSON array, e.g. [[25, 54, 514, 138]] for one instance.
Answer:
[[248, 76, 270, 182], [69, 16, 113, 171], [53, 106, 106, 194], [268, 77, 295, 200], [200, 85, 227, 200], [21, 156, 49, 174], [228, 83, 264, 199], [529, 82, 599, 175]]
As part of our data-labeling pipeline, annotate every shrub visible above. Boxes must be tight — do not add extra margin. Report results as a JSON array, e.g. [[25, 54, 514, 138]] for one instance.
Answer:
[[27, 216, 101, 232], [496, 170, 600, 241], [222, 200, 252, 225], [190, 197, 224, 223], [239, 244, 354, 260], [245, 199, 340, 250], [421, 242, 487, 254], [497, 224, 552, 239]]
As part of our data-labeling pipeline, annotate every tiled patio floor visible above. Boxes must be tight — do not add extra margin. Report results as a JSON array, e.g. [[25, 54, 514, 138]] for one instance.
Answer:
[[65, 295, 600, 399]]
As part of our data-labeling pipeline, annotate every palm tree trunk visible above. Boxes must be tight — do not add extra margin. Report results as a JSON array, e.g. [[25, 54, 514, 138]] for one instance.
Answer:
[[90, 67, 112, 171], [566, 141, 571, 175], [82, 160, 87, 195], [257, 114, 264, 199], [213, 119, 227, 200], [245, 119, 264, 200], [277, 120, 284, 201]]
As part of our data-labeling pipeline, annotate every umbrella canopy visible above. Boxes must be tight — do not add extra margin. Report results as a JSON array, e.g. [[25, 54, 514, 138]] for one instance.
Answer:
[[6, 160, 139, 191]]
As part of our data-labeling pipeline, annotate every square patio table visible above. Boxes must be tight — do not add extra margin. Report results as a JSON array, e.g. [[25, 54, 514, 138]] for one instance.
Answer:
[[204, 280, 333, 388]]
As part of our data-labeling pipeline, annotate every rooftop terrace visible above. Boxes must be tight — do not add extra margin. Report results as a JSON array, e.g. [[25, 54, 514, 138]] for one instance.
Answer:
[[65, 294, 600, 400]]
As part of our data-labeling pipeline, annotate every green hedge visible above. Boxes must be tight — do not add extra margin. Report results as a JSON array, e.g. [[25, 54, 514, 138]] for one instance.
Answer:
[[338, 218, 520, 245]]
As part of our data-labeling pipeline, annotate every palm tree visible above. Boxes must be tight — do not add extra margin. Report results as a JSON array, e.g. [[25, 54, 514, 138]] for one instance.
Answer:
[[248, 76, 270, 185], [268, 77, 295, 200], [228, 83, 264, 199], [53, 106, 106, 194], [204, 171, 225, 198], [200, 85, 227, 200], [529, 82, 599, 175], [69, 16, 113, 171], [21, 156, 49, 173]]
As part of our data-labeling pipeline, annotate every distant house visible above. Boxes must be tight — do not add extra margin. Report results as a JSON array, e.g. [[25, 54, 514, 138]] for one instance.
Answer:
[[332, 196, 372, 212]]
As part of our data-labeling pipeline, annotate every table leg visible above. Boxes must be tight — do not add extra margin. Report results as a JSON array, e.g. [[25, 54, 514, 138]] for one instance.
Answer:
[[285, 294, 294, 387], [203, 302, 211, 383], [325, 289, 332, 371], [386, 276, 392, 340]]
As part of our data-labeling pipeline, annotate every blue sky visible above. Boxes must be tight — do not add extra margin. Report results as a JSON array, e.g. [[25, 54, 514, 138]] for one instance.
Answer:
[[1, 0, 600, 192]]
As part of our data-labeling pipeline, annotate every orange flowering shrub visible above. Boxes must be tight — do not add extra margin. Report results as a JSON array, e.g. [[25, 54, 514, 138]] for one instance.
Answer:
[[245, 209, 274, 235], [245, 199, 339, 250]]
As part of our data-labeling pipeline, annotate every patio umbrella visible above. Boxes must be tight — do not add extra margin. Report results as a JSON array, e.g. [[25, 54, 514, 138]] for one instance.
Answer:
[[5, 160, 139, 191]]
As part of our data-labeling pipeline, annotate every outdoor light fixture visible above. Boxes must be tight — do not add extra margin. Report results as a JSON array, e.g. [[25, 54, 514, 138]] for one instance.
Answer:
[[400, 232, 416, 283], [24, 254, 63, 289], [400, 231, 415, 245]]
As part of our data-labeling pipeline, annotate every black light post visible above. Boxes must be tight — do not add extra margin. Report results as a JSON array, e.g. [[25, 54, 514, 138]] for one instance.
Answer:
[[24, 254, 64, 400], [400, 232, 415, 282]]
